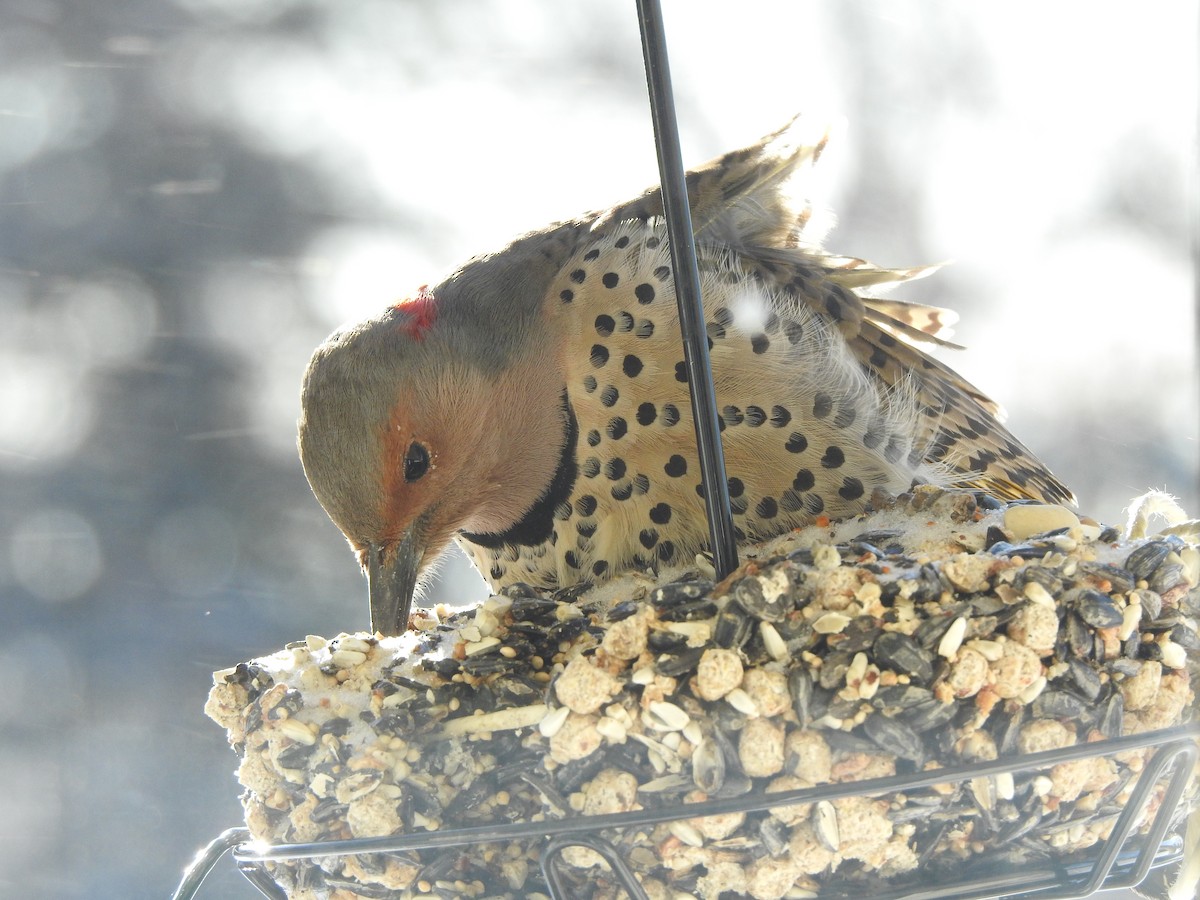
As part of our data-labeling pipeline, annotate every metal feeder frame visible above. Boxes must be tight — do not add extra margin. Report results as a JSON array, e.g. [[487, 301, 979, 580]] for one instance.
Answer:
[[174, 726, 1199, 900], [172, 2, 1199, 897]]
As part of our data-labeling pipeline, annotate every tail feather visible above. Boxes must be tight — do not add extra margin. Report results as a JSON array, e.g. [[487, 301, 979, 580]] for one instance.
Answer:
[[593, 115, 831, 249], [848, 318, 1075, 504]]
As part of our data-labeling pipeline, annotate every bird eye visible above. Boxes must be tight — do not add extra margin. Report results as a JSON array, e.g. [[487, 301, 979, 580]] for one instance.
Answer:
[[403, 442, 430, 482]]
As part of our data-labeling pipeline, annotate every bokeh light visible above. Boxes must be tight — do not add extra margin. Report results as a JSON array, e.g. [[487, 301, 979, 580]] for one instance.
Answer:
[[9, 508, 103, 603], [0, 351, 93, 466], [56, 271, 160, 366], [302, 226, 434, 326], [0, 268, 159, 470]]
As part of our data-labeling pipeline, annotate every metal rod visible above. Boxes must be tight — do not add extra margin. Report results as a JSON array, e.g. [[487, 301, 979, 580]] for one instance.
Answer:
[[1082, 740, 1198, 894], [167, 726, 1197, 899], [233, 724, 1200, 864], [170, 827, 254, 900], [236, 862, 289, 900], [1040, 739, 1195, 900], [542, 833, 652, 900], [634, 0, 739, 580]]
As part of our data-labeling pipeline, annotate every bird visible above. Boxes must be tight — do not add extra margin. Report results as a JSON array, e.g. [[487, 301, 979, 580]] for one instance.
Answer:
[[297, 116, 1074, 635]]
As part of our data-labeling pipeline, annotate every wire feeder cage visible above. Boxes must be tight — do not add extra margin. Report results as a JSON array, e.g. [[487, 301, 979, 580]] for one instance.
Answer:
[[172, 2, 1200, 898]]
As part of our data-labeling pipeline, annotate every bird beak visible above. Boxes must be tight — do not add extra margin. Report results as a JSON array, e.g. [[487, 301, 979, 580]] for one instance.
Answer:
[[367, 526, 422, 635]]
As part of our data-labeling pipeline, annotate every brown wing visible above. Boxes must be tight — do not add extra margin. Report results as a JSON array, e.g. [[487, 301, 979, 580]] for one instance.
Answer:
[[754, 252, 1074, 504], [848, 297, 1074, 505]]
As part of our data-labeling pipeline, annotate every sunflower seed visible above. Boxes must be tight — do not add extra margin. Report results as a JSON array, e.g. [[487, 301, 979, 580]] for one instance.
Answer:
[[873, 631, 935, 683], [1073, 590, 1123, 628], [1126, 540, 1173, 579], [814, 800, 840, 851], [937, 617, 968, 658], [760, 621, 789, 662]]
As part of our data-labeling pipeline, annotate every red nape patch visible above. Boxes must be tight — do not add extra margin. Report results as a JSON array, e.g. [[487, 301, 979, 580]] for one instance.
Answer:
[[392, 285, 438, 340]]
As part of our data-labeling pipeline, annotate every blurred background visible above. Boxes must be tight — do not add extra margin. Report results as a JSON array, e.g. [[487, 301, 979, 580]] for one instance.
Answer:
[[0, 1, 1196, 897]]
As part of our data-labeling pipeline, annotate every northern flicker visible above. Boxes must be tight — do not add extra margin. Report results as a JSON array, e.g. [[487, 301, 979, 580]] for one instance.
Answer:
[[298, 117, 1074, 634]]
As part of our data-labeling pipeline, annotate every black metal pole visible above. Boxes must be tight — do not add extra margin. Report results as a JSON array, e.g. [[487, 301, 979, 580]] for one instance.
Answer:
[[634, 0, 739, 580]]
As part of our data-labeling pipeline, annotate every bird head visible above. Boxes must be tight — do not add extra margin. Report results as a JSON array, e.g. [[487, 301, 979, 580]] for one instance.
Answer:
[[298, 236, 578, 634]]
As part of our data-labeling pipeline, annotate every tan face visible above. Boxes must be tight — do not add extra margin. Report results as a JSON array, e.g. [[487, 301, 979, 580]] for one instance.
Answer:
[[306, 374, 483, 634], [354, 401, 447, 576], [298, 318, 569, 633], [352, 355, 566, 574]]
